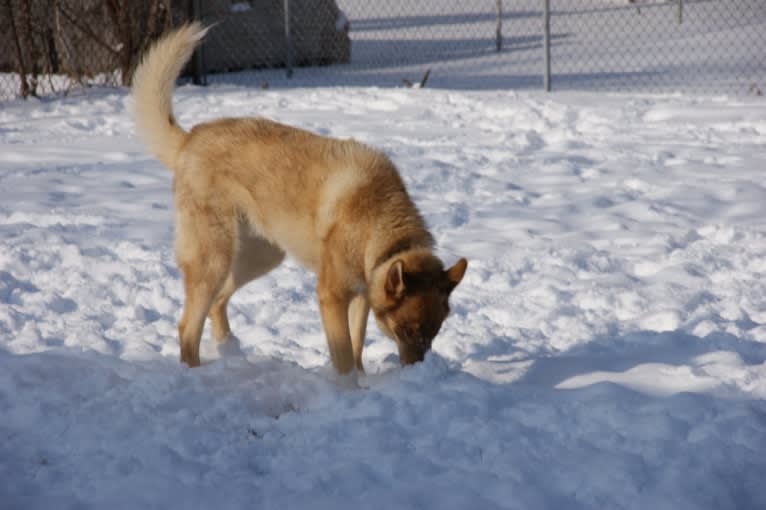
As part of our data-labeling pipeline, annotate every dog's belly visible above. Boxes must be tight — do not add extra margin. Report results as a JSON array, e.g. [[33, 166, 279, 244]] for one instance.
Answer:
[[247, 218, 320, 272]]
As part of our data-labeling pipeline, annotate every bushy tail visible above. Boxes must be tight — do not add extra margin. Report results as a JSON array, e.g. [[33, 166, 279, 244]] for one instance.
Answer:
[[132, 23, 209, 170]]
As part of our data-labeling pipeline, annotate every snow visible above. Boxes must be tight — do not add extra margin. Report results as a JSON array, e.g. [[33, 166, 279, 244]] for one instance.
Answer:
[[2, 83, 766, 509], [230, 2, 252, 14]]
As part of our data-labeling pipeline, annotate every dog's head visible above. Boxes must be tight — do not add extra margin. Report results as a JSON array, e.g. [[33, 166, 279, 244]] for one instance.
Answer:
[[371, 252, 467, 365]]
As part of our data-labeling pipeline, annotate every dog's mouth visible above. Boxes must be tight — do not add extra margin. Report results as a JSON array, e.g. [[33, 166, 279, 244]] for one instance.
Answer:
[[397, 342, 427, 365], [374, 313, 435, 365], [394, 326, 431, 365]]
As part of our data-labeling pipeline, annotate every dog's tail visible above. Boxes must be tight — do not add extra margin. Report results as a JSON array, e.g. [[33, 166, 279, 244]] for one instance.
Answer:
[[132, 23, 209, 170]]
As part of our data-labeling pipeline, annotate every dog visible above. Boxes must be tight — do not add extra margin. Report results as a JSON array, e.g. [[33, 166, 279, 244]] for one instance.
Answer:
[[131, 23, 467, 374]]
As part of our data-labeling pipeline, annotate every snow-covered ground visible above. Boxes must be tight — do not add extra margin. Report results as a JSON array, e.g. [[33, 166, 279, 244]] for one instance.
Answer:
[[2, 84, 766, 509]]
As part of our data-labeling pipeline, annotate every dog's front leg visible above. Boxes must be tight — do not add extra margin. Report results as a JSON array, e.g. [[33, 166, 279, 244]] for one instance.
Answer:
[[348, 294, 370, 373], [318, 263, 355, 374], [318, 291, 354, 374]]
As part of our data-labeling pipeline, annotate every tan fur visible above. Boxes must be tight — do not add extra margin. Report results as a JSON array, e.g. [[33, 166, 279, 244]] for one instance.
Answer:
[[132, 24, 467, 373]]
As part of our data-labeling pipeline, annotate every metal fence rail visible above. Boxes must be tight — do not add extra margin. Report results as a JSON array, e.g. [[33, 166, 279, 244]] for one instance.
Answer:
[[1, 0, 764, 101]]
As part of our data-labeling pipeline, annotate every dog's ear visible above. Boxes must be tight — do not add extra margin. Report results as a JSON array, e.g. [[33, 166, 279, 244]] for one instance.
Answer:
[[445, 258, 467, 292], [385, 260, 406, 299]]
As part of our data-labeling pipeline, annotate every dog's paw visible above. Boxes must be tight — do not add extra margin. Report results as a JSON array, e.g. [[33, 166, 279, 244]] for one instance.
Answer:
[[216, 334, 245, 359], [335, 370, 362, 391]]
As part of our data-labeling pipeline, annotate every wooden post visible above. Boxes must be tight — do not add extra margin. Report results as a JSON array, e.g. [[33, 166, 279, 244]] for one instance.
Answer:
[[284, 0, 293, 78]]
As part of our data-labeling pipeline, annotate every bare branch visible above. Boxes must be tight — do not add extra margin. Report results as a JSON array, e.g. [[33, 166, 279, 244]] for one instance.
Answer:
[[4, 0, 30, 97], [56, 3, 120, 57]]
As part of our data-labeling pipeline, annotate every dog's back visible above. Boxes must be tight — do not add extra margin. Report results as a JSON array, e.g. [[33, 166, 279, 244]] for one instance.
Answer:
[[177, 116, 429, 273]]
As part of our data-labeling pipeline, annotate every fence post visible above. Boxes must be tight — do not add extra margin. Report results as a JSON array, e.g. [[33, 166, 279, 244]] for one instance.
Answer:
[[284, 0, 294, 78], [495, 0, 502, 52], [190, 0, 206, 85], [543, 0, 551, 91]]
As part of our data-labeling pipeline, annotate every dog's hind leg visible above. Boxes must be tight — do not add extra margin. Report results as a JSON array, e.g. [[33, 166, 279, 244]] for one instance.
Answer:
[[348, 294, 370, 372], [209, 231, 285, 342], [177, 216, 234, 367], [208, 274, 236, 343]]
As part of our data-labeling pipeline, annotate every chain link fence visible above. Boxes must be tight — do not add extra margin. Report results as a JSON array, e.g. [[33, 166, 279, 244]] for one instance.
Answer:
[[548, 0, 766, 93], [1, 0, 764, 101]]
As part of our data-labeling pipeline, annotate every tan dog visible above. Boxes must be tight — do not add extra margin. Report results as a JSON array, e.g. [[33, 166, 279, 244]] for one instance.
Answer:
[[132, 24, 467, 374]]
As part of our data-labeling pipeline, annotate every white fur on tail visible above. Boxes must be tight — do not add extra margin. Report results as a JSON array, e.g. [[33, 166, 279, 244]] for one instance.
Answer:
[[132, 23, 210, 170]]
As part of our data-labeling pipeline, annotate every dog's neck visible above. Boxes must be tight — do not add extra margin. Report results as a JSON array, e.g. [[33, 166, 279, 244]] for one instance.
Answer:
[[371, 238, 422, 273], [365, 233, 434, 295]]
